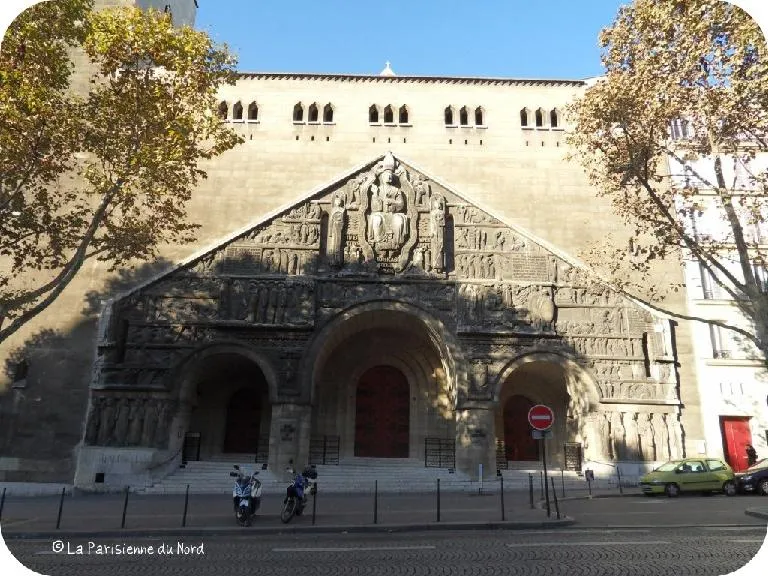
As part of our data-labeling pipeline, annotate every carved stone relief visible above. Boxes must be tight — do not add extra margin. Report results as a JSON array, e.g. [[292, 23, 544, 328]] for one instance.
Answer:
[[85, 395, 177, 449], [229, 280, 314, 325]]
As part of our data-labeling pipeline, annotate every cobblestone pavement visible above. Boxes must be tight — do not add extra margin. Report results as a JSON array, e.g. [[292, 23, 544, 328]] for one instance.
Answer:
[[4, 526, 767, 576]]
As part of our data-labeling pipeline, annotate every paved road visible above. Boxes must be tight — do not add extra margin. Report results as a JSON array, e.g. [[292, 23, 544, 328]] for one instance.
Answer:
[[4, 526, 767, 576], [559, 494, 768, 527]]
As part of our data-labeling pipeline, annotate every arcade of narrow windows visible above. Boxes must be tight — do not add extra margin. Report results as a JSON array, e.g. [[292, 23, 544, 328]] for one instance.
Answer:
[[520, 107, 562, 129], [216, 99, 565, 133]]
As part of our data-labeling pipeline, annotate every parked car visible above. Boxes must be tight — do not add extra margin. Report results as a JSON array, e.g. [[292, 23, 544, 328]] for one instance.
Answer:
[[639, 457, 736, 497], [735, 459, 768, 495]]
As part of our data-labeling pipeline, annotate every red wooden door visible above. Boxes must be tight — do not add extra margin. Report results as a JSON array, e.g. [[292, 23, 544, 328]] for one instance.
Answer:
[[504, 395, 540, 461], [223, 388, 263, 453], [355, 366, 410, 458], [720, 416, 752, 472]]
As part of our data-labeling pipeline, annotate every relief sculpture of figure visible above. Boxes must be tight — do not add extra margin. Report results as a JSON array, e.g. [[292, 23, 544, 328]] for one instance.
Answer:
[[84, 398, 102, 445], [97, 397, 116, 446], [113, 398, 130, 446], [369, 152, 408, 247], [328, 191, 346, 267], [127, 398, 145, 446], [429, 194, 446, 272]]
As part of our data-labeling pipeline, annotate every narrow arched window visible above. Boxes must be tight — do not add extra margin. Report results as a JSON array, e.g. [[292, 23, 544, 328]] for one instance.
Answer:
[[399, 105, 409, 124], [308, 103, 319, 123], [247, 102, 258, 121], [459, 106, 468, 126], [323, 103, 334, 123], [520, 108, 530, 127], [369, 104, 379, 123], [218, 101, 228, 120], [384, 105, 394, 124], [550, 109, 559, 128], [293, 102, 304, 122], [444, 106, 454, 125], [535, 108, 544, 127], [232, 101, 243, 120], [475, 106, 484, 126]]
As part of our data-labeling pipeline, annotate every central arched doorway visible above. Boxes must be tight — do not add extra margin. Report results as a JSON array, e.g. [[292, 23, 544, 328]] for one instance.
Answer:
[[503, 395, 539, 461], [354, 365, 410, 458]]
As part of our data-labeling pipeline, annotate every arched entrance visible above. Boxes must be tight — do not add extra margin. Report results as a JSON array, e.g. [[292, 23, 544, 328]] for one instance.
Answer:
[[223, 388, 264, 454], [354, 365, 410, 458], [503, 395, 539, 461], [182, 352, 272, 460]]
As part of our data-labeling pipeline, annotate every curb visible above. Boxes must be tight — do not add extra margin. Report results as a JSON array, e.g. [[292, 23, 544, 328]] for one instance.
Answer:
[[745, 508, 768, 521], [1, 518, 575, 540]]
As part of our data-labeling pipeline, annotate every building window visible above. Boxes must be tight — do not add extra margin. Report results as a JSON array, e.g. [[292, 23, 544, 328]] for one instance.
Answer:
[[398, 105, 409, 124], [247, 101, 258, 121], [232, 101, 243, 121], [444, 106, 454, 126], [474, 106, 484, 126], [535, 108, 544, 128], [11, 358, 28, 386], [459, 106, 468, 126], [383, 105, 394, 124], [293, 102, 304, 122], [550, 109, 559, 128], [217, 101, 228, 120], [323, 103, 334, 123], [308, 103, 319, 123], [520, 108, 530, 127], [709, 324, 731, 358], [369, 104, 379, 123]]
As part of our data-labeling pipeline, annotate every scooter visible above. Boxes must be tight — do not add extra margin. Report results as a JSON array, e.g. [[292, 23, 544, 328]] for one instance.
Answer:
[[280, 464, 317, 523], [229, 464, 262, 526]]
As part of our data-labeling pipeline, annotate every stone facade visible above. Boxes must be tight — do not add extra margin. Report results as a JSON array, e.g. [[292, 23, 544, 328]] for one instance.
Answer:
[[71, 153, 685, 486], [0, 1, 702, 483]]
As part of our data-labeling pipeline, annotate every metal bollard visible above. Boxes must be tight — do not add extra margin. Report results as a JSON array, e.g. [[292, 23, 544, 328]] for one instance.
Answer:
[[373, 480, 378, 525], [528, 474, 534, 509], [0, 487, 6, 523], [539, 471, 544, 499], [617, 466, 624, 495], [312, 483, 317, 526], [500, 475, 505, 521], [550, 477, 561, 520], [561, 469, 565, 498], [120, 487, 130, 529], [181, 484, 190, 527], [55, 487, 66, 530], [436, 479, 441, 522]]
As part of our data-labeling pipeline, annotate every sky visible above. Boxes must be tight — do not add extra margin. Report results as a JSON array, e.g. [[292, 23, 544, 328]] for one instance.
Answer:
[[195, 0, 627, 79]]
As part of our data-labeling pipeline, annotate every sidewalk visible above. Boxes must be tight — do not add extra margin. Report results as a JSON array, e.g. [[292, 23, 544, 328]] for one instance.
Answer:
[[0, 489, 574, 538]]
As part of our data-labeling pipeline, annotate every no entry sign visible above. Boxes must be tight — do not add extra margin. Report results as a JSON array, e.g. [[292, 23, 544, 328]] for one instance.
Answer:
[[528, 404, 554, 431]]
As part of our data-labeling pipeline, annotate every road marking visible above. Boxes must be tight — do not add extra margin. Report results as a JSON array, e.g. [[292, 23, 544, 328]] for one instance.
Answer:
[[507, 541, 668, 547], [731, 539, 767, 544], [518, 529, 651, 534], [272, 546, 437, 553]]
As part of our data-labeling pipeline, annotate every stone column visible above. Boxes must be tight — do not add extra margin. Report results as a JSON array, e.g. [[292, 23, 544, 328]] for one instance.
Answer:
[[455, 404, 496, 480], [268, 402, 312, 479]]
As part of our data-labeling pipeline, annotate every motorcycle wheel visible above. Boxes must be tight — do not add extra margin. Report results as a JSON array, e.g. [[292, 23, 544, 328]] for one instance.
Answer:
[[280, 497, 297, 523], [236, 510, 249, 527]]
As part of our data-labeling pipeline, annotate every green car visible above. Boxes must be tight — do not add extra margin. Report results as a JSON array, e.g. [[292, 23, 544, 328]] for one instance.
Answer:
[[639, 457, 736, 497]]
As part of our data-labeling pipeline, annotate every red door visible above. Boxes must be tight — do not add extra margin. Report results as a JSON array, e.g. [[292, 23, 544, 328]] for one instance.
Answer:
[[720, 416, 752, 472], [504, 395, 540, 461], [223, 388, 263, 454], [355, 366, 410, 458]]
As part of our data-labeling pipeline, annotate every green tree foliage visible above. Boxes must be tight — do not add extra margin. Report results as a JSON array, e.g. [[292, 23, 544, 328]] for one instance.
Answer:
[[0, 1, 243, 343], [567, 0, 768, 357]]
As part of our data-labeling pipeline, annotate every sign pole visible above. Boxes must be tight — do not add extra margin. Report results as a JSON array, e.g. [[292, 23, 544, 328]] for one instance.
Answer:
[[542, 437, 550, 518]]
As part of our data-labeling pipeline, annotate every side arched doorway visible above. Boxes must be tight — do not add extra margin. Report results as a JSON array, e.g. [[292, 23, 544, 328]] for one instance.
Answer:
[[354, 365, 410, 458], [223, 388, 264, 454], [504, 395, 540, 461]]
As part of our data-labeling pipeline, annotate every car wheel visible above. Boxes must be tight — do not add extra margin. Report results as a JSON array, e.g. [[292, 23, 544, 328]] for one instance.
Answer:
[[665, 483, 680, 498], [759, 479, 768, 496], [723, 480, 737, 497]]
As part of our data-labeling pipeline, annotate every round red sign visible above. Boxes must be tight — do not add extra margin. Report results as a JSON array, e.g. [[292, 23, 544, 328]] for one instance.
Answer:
[[527, 404, 554, 431]]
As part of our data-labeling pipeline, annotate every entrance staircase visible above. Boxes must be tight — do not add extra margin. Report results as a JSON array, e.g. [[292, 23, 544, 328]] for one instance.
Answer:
[[139, 457, 483, 494]]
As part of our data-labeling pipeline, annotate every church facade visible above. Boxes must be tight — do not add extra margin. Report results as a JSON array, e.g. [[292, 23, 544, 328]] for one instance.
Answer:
[[72, 148, 686, 488], [0, 0, 705, 486]]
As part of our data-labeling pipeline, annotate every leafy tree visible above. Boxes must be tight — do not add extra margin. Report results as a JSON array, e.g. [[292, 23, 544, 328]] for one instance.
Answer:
[[567, 0, 768, 358], [0, 0, 242, 344]]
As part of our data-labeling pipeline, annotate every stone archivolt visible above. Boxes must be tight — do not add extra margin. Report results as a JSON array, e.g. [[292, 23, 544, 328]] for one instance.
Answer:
[[84, 153, 682, 457]]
